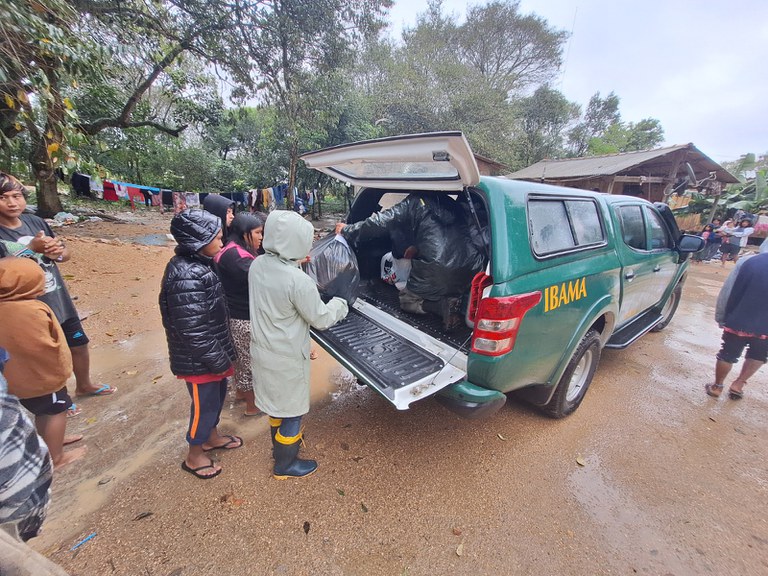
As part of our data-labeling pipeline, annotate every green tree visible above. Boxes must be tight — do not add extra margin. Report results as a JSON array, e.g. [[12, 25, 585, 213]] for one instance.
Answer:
[[2, 0, 249, 215], [458, 0, 567, 95], [513, 86, 579, 167], [587, 118, 664, 155], [227, 0, 392, 207], [566, 91, 620, 157], [355, 0, 567, 167], [1, 0, 109, 215], [719, 153, 768, 214]]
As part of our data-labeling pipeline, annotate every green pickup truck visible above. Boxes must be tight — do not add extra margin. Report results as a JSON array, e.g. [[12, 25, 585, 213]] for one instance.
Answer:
[[302, 132, 704, 419]]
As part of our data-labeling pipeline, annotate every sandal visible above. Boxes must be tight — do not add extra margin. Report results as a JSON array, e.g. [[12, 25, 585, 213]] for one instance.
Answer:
[[728, 388, 744, 400], [203, 434, 243, 452], [705, 383, 724, 398], [78, 384, 117, 397], [181, 459, 222, 480]]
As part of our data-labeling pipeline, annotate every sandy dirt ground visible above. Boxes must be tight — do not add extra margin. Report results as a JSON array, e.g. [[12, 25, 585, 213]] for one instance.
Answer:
[[22, 208, 768, 576]]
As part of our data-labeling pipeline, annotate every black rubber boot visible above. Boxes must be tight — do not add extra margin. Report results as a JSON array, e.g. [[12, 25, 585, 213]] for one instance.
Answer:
[[440, 296, 463, 331], [272, 437, 318, 480], [268, 417, 286, 458], [269, 423, 279, 458]]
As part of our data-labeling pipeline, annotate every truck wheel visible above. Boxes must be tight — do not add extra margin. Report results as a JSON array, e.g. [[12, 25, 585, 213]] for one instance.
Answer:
[[542, 329, 601, 419], [651, 283, 682, 332]]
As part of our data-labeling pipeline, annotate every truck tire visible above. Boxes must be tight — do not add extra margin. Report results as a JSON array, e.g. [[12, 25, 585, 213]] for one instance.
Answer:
[[651, 283, 682, 332], [542, 329, 601, 419]]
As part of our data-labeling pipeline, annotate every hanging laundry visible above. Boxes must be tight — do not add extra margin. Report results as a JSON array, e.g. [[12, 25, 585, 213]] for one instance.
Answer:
[[184, 192, 200, 207], [232, 192, 245, 207], [272, 184, 286, 206], [103, 180, 118, 202], [114, 182, 130, 199], [89, 176, 104, 199], [70, 172, 90, 197], [172, 191, 187, 214]]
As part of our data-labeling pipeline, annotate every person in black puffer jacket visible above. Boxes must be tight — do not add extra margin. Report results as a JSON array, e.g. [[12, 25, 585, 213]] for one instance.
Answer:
[[159, 210, 241, 480]]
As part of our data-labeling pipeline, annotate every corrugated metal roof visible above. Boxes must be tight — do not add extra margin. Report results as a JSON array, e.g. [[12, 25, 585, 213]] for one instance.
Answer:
[[506, 143, 739, 184]]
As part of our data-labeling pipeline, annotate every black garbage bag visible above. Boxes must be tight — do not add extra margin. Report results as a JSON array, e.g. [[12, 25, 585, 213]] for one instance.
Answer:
[[342, 194, 485, 301], [303, 233, 360, 305]]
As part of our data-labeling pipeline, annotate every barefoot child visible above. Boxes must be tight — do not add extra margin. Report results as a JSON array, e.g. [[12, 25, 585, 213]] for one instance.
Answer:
[[249, 210, 348, 479], [159, 210, 240, 479], [0, 258, 86, 469]]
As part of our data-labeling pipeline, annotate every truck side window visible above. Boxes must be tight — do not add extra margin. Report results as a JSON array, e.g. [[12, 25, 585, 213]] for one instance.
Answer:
[[566, 200, 604, 245], [646, 208, 671, 249], [617, 205, 647, 250], [528, 198, 604, 256], [529, 200, 575, 254]]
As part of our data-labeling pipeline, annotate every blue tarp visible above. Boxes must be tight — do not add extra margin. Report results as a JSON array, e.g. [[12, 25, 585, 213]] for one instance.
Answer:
[[110, 180, 161, 192]]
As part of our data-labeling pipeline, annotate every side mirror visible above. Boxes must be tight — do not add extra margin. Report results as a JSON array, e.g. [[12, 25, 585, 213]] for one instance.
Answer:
[[678, 234, 705, 253]]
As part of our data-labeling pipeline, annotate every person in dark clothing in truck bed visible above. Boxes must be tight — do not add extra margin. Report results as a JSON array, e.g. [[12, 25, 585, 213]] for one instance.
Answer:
[[336, 193, 485, 331]]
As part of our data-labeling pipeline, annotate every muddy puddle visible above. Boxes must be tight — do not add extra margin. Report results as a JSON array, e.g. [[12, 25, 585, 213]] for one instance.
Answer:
[[130, 233, 176, 246]]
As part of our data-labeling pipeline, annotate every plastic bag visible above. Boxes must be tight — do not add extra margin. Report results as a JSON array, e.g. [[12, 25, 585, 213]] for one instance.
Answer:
[[380, 251, 411, 291], [303, 233, 360, 305]]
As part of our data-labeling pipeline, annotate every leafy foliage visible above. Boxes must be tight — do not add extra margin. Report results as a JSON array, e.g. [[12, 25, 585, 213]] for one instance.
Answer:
[[2, 0, 676, 214]]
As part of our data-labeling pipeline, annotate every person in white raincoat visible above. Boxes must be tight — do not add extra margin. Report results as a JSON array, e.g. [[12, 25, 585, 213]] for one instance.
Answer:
[[249, 210, 348, 479]]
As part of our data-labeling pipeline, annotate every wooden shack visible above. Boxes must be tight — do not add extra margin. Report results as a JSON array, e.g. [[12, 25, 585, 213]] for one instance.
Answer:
[[474, 153, 508, 177], [505, 143, 738, 203]]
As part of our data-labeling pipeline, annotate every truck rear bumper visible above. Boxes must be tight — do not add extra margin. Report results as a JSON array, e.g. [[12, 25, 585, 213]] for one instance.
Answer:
[[435, 381, 507, 419]]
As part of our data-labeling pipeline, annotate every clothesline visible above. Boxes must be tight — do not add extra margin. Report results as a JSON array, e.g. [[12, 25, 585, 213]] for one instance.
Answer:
[[72, 173, 318, 216]]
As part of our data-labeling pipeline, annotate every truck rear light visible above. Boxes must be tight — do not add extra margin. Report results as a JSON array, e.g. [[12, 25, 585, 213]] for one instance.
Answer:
[[471, 292, 542, 356], [468, 271, 493, 322]]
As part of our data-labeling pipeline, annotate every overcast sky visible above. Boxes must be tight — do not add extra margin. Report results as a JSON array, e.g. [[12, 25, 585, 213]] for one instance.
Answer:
[[386, 0, 768, 163]]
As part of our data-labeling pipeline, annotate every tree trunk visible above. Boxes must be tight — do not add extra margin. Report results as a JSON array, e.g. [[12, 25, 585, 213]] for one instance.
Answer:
[[35, 172, 63, 217], [286, 139, 298, 210], [28, 66, 65, 217], [29, 134, 63, 217]]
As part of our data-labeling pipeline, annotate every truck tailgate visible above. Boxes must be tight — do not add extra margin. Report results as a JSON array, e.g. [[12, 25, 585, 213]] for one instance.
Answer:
[[311, 299, 468, 409]]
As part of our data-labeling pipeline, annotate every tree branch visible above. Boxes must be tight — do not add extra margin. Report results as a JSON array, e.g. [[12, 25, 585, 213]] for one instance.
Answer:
[[77, 39, 189, 136]]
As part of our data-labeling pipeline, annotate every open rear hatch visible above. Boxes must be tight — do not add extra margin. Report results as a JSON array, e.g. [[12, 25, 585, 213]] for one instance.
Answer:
[[300, 131, 480, 191], [303, 132, 482, 409]]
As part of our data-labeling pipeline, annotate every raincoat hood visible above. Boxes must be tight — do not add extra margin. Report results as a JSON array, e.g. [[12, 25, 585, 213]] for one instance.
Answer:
[[263, 210, 313, 262], [170, 210, 221, 255], [0, 257, 45, 301]]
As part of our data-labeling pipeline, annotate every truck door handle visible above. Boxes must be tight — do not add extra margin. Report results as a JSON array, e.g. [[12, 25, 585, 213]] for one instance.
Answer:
[[625, 271, 635, 280], [653, 266, 661, 272]]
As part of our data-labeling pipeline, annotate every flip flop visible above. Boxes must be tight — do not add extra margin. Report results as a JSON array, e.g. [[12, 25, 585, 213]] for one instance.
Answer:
[[82, 384, 117, 397], [705, 383, 724, 398], [66, 403, 82, 418], [181, 459, 222, 480], [728, 388, 744, 400], [244, 410, 262, 417], [64, 434, 84, 446], [203, 434, 244, 452]]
